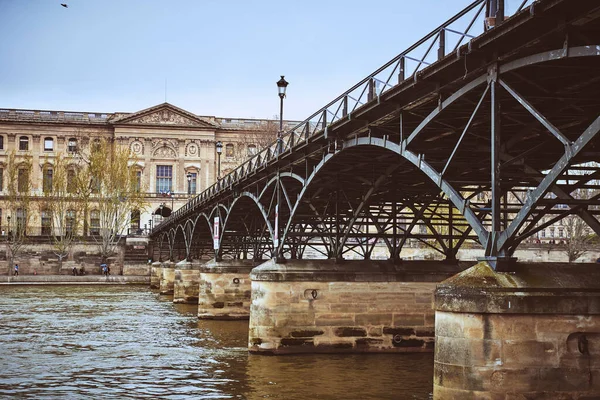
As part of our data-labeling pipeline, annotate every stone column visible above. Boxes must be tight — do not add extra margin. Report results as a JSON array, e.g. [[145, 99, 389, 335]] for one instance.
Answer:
[[159, 261, 175, 295], [434, 262, 600, 399], [173, 259, 202, 304], [198, 259, 257, 319], [150, 261, 162, 289], [249, 259, 466, 354]]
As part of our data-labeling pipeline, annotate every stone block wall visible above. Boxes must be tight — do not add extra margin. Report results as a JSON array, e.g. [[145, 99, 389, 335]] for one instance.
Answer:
[[434, 262, 600, 399], [249, 259, 466, 354]]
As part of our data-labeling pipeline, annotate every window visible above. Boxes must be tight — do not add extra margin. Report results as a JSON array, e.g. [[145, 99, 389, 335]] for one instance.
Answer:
[[225, 143, 234, 158], [549, 227, 555, 238], [44, 137, 54, 151], [66, 210, 76, 237], [135, 170, 142, 192], [130, 210, 140, 231], [41, 210, 52, 235], [19, 136, 29, 151], [43, 167, 53, 193], [0, 167, 3, 191], [90, 210, 100, 235], [559, 228, 564, 237], [17, 167, 29, 192], [0, 136, 4, 150], [16, 208, 26, 236], [67, 169, 76, 193], [156, 165, 172, 193], [91, 176, 100, 194], [247, 144, 257, 157], [67, 138, 77, 153], [541, 230, 546, 238], [189, 172, 197, 194]]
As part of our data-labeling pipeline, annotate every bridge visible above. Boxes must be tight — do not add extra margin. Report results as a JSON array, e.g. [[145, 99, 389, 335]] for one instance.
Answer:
[[149, 1, 600, 398]]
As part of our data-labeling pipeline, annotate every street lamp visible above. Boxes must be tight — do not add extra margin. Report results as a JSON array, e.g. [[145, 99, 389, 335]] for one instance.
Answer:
[[216, 141, 223, 181], [148, 219, 153, 232], [186, 172, 192, 195], [276, 75, 289, 154]]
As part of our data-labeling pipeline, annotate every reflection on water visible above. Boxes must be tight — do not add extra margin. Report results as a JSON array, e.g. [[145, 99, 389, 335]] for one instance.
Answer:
[[0, 286, 433, 399]]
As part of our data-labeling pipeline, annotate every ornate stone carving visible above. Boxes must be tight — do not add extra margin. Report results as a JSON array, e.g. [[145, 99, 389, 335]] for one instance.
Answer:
[[153, 145, 177, 158], [186, 142, 198, 157], [128, 110, 197, 126], [130, 140, 144, 155]]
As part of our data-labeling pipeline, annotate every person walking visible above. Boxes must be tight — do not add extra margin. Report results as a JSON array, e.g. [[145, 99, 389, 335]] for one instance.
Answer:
[[13, 264, 19, 276]]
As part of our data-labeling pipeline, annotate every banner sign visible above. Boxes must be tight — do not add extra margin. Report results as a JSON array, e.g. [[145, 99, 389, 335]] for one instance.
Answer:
[[213, 217, 220, 250]]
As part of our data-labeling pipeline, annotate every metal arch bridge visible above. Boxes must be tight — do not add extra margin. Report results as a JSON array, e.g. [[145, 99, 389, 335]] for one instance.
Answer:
[[150, 0, 600, 271]]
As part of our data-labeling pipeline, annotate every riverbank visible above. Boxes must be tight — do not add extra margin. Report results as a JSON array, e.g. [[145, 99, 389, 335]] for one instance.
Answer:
[[0, 275, 149, 285]]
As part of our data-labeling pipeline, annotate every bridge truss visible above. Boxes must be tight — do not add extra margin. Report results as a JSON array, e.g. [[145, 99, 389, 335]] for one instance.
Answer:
[[151, 0, 600, 270]]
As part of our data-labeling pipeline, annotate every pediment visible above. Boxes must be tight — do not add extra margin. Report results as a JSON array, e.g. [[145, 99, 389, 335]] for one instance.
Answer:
[[112, 103, 217, 128]]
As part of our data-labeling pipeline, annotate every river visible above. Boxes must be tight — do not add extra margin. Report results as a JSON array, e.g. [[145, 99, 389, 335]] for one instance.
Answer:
[[0, 286, 433, 399]]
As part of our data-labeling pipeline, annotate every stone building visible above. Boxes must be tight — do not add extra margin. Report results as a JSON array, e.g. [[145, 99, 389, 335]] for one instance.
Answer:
[[0, 102, 293, 235]]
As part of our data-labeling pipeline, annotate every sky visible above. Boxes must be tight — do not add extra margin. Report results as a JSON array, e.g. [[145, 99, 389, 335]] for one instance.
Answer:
[[0, 0, 523, 121]]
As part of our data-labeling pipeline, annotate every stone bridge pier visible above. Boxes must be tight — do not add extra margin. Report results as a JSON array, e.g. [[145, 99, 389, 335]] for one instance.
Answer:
[[248, 259, 468, 354], [433, 262, 600, 399]]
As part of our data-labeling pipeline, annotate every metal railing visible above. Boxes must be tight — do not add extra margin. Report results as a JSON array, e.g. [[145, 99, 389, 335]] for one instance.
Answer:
[[153, 0, 535, 232]]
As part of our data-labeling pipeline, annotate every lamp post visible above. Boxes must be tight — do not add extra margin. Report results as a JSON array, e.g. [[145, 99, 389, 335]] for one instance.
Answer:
[[276, 75, 289, 154], [159, 203, 164, 218], [149, 219, 153, 232], [216, 141, 223, 181], [186, 172, 192, 195]]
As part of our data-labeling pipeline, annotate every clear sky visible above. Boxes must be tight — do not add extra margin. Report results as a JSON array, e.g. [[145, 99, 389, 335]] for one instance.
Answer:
[[0, 0, 522, 121]]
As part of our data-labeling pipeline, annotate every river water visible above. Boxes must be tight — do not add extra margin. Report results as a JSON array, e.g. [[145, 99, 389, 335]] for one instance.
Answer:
[[0, 286, 433, 399]]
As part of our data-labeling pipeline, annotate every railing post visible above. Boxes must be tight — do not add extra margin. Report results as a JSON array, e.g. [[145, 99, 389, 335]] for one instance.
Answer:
[[398, 57, 405, 83], [438, 28, 446, 60], [368, 78, 375, 102], [322, 110, 327, 130], [342, 96, 348, 117], [305, 121, 310, 140]]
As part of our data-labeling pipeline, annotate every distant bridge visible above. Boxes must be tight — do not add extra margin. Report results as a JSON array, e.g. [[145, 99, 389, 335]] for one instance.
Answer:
[[150, 0, 600, 271]]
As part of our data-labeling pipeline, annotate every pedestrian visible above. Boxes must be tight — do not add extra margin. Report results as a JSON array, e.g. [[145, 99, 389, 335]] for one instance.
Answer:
[[72, 266, 78, 276], [13, 264, 19, 276]]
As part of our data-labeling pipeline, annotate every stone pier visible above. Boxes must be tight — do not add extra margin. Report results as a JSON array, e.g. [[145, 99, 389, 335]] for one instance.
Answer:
[[159, 261, 175, 295], [173, 260, 202, 304], [150, 261, 162, 289], [434, 262, 600, 399], [197, 259, 257, 319], [248, 259, 467, 354]]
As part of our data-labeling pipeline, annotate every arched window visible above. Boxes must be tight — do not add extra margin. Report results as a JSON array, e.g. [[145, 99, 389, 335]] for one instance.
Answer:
[[67, 169, 77, 193], [247, 144, 257, 156], [130, 209, 141, 232], [19, 136, 29, 151], [90, 210, 100, 235], [0, 135, 4, 150], [67, 138, 77, 153], [44, 137, 54, 151], [41, 210, 52, 235], [17, 166, 29, 193], [43, 165, 53, 193], [66, 209, 76, 237], [225, 143, 234, 158]]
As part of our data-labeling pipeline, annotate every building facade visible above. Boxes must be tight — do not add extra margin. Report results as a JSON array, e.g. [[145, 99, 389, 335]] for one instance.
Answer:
[[0, 102, 292, 235]]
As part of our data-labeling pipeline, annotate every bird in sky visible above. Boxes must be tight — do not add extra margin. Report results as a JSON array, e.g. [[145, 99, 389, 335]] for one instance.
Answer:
[[60, 3, 68, 8]]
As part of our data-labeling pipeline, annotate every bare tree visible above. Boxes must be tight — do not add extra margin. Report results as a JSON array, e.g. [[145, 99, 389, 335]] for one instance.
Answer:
[[39, 152, 83, 269], [222, 120, 279, 174], [82, 137, 148, 261], [560, 163, 599, 262], [3, 151, 33, 274]]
